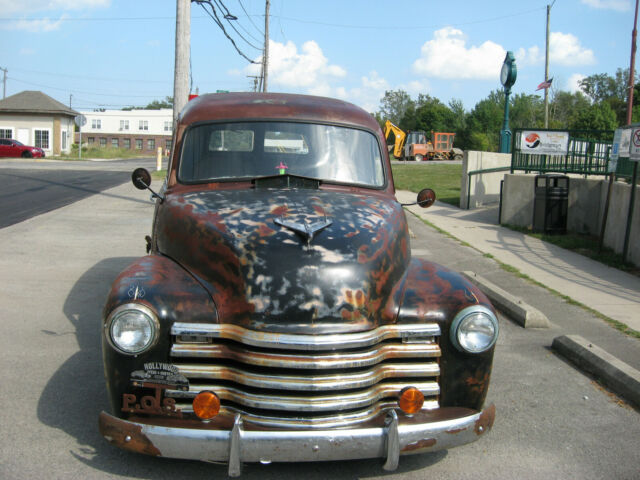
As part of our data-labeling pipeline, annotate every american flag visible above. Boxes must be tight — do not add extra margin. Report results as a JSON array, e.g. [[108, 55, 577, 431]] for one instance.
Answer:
[[536, 78, 553, 91]]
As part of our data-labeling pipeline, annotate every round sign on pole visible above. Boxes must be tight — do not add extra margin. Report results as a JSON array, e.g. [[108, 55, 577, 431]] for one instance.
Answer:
[[74, 114, 87, 127]]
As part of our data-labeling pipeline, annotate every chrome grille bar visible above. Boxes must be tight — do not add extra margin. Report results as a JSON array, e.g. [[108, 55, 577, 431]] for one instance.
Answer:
[[175, 363, 439, 391], [171, 322, 440, 351], [166, 381, 439, 412], [171, 342, 440, 369]]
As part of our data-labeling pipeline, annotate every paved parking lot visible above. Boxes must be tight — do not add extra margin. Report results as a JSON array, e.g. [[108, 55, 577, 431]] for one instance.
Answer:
[[0, 164, 638, 479]]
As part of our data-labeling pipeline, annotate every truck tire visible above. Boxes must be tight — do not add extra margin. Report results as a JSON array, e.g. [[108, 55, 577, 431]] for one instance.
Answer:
[[415, 154, 424, 162]]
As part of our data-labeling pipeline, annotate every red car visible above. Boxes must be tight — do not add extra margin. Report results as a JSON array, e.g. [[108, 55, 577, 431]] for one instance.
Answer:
[[0, 138, 45, 158]]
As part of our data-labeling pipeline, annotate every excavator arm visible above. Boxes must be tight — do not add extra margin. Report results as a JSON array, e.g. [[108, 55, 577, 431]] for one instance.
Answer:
[[384, 120, 406, 159]]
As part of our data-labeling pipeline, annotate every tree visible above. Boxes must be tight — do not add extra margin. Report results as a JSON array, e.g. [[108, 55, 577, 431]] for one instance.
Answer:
[[410, 95, 456, 133], [509, 93, 544, 130], [579, 68, 639, 125], [569, 102, 617, 131], [548, 91, 590, 129], [378, 90, 414, 126], [122, 96, 174, 111], [465, 90, 504, 152]]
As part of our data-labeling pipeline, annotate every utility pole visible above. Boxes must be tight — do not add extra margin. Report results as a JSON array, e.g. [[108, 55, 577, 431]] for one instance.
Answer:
[[544, 1, 555, 128], [173, 0, 191, 127], [0, 67, 7, 99], [622, 0, 639, 263], [263, 0, 270, 92], [69, 94, 72, 109]]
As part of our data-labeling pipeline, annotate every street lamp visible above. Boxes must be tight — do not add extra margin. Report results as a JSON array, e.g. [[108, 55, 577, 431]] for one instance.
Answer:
[[499, 51, 517, 153]]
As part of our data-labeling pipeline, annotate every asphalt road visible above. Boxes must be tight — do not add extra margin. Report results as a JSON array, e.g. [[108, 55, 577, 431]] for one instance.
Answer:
[[0, 158, 157, 228], [0, 166, 638, 479]]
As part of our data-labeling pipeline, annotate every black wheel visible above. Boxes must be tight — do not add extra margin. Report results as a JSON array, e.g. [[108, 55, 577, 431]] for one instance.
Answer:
[[21, 151, 32, 158]]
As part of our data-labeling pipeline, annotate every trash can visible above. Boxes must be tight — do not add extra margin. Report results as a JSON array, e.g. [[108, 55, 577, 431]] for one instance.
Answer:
[[533, 175, 569, 234]]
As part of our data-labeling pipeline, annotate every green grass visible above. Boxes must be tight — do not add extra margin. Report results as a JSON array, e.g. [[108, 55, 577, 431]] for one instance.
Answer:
[[57, 146, 150, 160], [152, 169, 167, 181], [391, 163, 462, 206]]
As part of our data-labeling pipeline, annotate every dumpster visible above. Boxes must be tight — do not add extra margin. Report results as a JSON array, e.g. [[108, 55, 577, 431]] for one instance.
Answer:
[[533, 175, 569, 234]]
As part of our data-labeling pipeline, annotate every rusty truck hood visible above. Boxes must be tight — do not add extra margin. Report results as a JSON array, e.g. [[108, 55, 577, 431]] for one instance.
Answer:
[[155, 188, 410, 333]]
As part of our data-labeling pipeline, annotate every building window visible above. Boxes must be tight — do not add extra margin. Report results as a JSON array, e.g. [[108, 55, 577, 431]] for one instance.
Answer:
[[111, 138, 119, 148], [100, 137, 107, 147], [34, 130, 50, 149], [92, 119, 101, 129], [147, 139, 155, 150], [164, 121, 172, 132], [138, 120, 148, 131], [165, 139, 172, 151], [119, 120, 129, 131], [0, 128, 12, 139], [123, 138, 131, 149], [88, 137, 95, 144], [136, 139, 143, 150]]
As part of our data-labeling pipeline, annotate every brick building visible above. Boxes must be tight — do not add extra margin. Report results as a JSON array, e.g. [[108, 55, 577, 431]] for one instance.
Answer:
[[75, 109, 173, 154]]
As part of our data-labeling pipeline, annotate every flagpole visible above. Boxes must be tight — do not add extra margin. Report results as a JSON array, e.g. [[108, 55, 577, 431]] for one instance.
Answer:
[[544, 1, 556, 128]]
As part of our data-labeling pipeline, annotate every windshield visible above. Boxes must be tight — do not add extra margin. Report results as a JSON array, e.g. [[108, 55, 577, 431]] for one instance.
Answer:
[[179, 121, 385, 187]]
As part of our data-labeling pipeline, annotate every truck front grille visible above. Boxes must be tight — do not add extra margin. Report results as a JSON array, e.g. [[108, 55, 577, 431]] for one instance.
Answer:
[[167, 322, 441, 428]]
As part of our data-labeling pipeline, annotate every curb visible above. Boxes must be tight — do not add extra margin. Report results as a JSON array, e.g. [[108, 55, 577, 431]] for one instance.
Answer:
[[462, 271, 550, 328], [552, 335, 640, 409]]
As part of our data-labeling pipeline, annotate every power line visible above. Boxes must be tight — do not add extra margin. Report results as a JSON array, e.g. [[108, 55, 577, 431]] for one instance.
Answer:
[[8, 76, 168, 98], [213, 0, 263, 49], [270, 7, 547, 30], [193, 0, 259, 63], [237, 0, 264, 36]]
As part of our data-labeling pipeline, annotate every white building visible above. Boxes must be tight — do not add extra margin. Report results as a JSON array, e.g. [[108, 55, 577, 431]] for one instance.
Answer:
[[76, 108, 173, 154], [0, 90, 78, 156]]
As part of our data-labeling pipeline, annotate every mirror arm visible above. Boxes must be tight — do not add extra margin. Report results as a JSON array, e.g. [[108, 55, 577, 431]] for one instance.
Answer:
[[136, 177, 165, 203]]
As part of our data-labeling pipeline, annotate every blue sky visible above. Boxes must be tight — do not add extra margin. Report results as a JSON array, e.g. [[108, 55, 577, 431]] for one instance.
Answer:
[[0, 0, 635, 113]]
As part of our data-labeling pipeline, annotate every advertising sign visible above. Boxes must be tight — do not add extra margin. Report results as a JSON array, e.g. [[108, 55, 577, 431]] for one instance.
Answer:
[[609, 129, 621, 172], [630, 127, 640, 162], [519, 130, 569, 155]]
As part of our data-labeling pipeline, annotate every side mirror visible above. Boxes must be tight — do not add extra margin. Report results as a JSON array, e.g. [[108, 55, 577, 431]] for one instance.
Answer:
[[401, 188, 436, 208], [132, 167, 152, 190], [416, 188, 436, 208], [131, 167, 164, 202]]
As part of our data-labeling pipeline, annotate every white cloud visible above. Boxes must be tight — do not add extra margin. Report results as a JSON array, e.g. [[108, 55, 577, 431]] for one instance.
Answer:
[[567, 73, 586, 93], [515, 46, 543, 66], [3, 15, 68, 32], [412, 27, 505, 80], [402, 79, 430, 96], [248, 40, 346, 94], [581, 0, 631, 11], [0, 0, 110, 14], [550, 32, 596, 66]]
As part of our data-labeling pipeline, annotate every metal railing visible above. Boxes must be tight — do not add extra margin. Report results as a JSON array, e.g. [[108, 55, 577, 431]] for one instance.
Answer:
[[509, 128, 634, 179]]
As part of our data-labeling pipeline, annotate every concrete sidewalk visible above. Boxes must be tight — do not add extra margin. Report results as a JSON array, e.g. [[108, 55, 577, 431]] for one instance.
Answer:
[[397, 191, 640, 334]]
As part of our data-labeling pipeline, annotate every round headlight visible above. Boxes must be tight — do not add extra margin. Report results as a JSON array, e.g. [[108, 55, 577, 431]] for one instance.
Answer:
[[107, 304, 158, 355], [450, 306, 498, 354]]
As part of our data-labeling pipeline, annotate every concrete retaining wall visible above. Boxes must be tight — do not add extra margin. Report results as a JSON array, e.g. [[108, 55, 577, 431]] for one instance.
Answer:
[[459, 151, 511, 209], [500, 174, 640, 267]]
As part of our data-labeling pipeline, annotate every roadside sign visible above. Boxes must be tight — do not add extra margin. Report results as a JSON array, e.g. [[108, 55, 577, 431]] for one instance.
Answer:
[[630, 127, 640, 162], [609, 128, 622, 172], [74, 114, 87, 127], [519, 130, 569, 155]]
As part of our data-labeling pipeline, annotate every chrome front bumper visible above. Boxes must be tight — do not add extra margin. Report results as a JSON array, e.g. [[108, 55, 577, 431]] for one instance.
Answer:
[[99, 404, 495, 477]]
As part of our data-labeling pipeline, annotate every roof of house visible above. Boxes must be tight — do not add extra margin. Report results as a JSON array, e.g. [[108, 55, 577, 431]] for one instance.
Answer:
[[0, 90, 79, 117]]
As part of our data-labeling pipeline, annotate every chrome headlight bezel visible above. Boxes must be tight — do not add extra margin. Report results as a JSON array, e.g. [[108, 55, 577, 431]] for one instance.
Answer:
[[106, 303, 159, 355], [450, 305, 499, 354]]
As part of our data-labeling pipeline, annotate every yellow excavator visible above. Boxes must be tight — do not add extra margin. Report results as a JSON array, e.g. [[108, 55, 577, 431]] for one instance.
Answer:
[[384, 120, 407, 159], [384, 120, 463, 161]]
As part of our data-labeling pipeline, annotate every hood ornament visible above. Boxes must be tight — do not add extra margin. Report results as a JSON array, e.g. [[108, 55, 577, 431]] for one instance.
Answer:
[[274, 216, 333, 246]]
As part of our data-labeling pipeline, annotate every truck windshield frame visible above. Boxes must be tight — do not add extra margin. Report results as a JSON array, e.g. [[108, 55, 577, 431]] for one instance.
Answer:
[[178, 121, 386, 188]]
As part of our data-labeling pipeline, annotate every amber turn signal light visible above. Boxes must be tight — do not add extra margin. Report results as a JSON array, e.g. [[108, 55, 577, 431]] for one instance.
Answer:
[[193, 391, 221, 420], [398, 387, 424, 414]]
